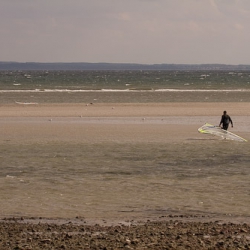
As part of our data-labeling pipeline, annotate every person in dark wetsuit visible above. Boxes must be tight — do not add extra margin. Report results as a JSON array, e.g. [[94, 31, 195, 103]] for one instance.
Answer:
[[219, 110, 233, 130]]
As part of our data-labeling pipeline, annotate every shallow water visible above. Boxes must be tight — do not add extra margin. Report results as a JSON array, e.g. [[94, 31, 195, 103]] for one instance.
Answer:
[[1, 90, 250, 104], [1, 70, 250, 104], [1, 137, 250, 220]]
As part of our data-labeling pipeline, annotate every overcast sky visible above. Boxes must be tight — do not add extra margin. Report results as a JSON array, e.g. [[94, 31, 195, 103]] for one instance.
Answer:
[[1, 0, 250, 64]]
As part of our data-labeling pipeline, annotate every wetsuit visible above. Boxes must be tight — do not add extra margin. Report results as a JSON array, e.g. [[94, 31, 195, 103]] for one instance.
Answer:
[[220, 114, 233, 130]]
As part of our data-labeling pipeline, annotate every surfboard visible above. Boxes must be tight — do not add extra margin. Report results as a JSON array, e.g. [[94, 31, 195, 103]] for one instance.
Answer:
[[198, 123, 247, 142]]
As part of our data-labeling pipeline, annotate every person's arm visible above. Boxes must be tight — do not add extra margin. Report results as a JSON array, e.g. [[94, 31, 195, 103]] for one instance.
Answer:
[[219, 116, 223, 127], [229, 117, 233, 127]]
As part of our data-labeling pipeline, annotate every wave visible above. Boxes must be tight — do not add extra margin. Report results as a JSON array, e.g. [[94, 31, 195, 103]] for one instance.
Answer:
[[0, 88, 250, 93], [15, 101, 38, 105], [155, 89, 250, 92]]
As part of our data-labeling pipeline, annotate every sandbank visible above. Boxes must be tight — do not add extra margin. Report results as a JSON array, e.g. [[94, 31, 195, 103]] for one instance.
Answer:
[[0, 102, 250, 117], [0, 102, 249, 143]]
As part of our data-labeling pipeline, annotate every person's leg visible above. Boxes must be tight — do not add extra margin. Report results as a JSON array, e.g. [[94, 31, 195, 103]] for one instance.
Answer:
[[223, 124, 229, 130]]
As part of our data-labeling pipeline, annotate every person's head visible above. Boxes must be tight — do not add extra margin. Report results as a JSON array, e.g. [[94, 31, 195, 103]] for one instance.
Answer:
[[223, 110, 227, 115]]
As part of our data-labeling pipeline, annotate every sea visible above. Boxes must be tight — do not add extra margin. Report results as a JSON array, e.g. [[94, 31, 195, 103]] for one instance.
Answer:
[[0, 70, 250, 222]]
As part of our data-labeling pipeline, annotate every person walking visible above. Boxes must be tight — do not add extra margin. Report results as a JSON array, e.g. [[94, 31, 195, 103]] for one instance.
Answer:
[[219, 110, 233, 130]]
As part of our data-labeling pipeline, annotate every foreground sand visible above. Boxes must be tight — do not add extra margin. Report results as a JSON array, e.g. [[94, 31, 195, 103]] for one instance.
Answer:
[[1, 102, 250, 249], [1, 216, 250, 249]]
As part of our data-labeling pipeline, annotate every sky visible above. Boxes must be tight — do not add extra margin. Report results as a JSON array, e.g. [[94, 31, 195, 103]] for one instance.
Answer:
[[1, 0, 250, 64]]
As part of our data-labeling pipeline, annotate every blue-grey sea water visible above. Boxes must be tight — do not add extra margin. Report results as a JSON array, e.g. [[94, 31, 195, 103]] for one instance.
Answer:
[[0, 70, 250, 222], [1, 70, 250, 90]]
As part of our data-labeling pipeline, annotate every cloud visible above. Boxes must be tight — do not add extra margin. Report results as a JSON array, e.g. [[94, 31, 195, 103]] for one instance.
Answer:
[[117, 12, 131, 22], [209, 0, 220, 14]]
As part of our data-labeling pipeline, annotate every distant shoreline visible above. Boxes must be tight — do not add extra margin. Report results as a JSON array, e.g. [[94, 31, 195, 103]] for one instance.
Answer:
[[1, 62, 250, 71]]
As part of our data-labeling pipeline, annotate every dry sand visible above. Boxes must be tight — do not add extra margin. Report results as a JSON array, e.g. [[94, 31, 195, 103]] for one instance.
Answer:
[[1, 102, 250, 117]]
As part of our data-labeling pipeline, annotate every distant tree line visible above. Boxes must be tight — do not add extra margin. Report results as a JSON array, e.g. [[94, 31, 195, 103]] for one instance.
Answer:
[[0, 62, 250, 71]]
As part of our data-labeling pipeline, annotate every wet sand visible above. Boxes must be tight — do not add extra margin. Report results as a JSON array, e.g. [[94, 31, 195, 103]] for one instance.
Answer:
[[1, 102, 250, 249], [0, 103, 184, 144], [1, 102, 249, 144]]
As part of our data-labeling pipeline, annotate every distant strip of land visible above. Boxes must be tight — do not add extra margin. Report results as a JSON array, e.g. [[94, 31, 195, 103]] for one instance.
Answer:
[[1, 62, 250, 71]]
